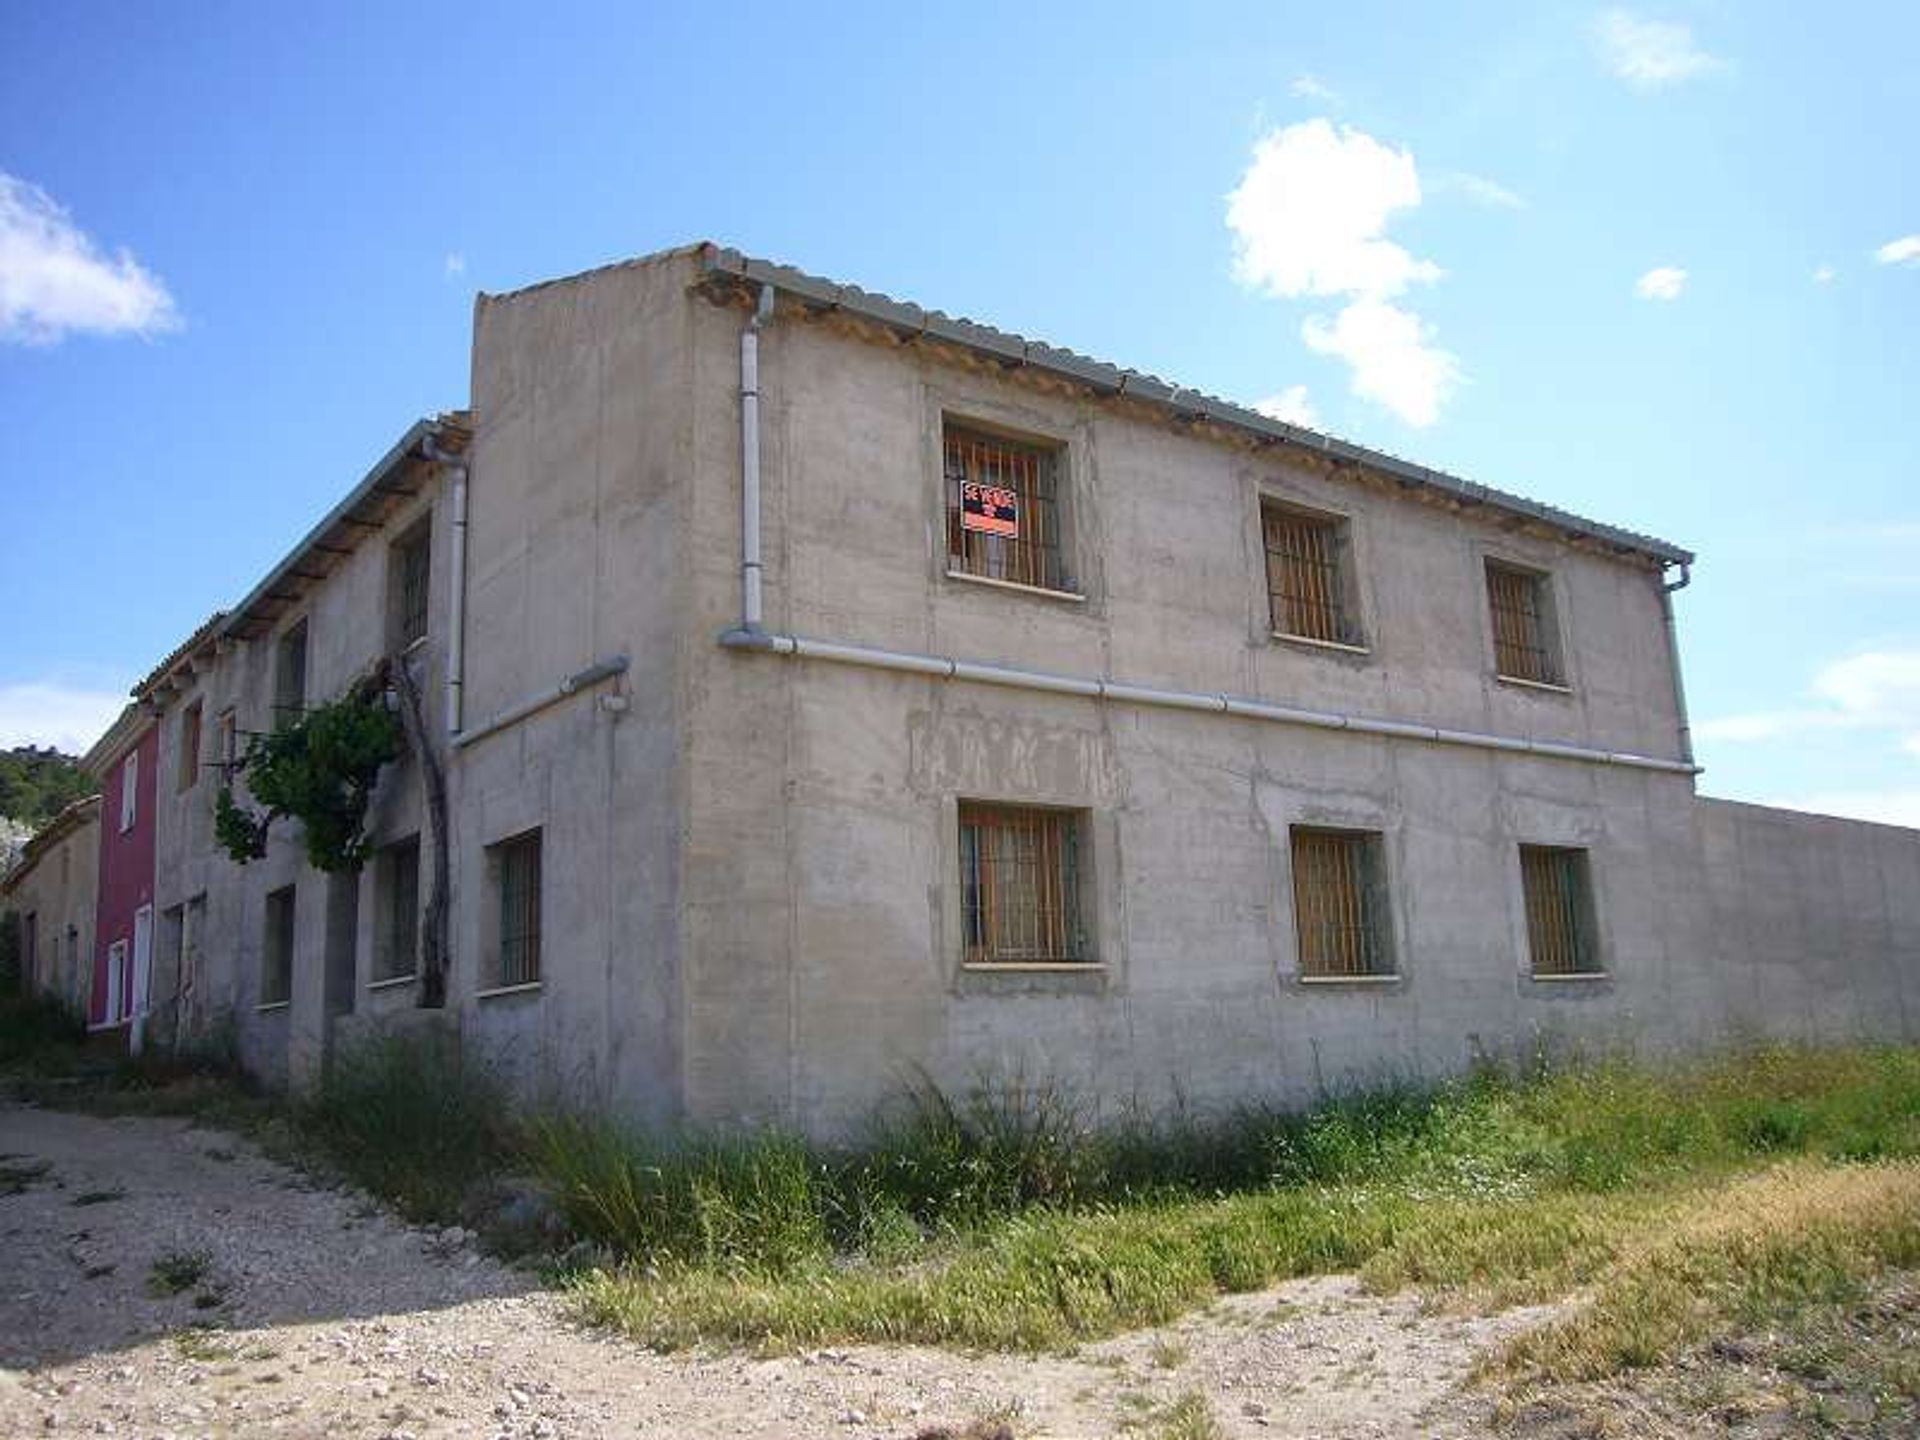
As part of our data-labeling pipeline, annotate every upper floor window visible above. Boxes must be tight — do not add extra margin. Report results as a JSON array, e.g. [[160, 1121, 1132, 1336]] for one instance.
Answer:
[[958, 802, 1089, 966], [390, 521, 432, 650], [118, 751, 138, 833], [176, 701, 203, 793], [1262, 500, 1363, 647], [1485, 560, 1564, 687], [274, 619, 309, 728], [216, 708, 238, 775], [943, 422, 1070, 593]]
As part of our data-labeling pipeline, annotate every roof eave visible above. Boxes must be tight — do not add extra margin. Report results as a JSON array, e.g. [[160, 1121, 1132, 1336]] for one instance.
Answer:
[[696, 244, 1694, 569]]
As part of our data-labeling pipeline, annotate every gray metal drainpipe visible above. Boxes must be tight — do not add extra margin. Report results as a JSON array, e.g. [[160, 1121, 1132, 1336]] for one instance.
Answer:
[[424, 435, 470, 736], [724, 283, 778, 641], [1660, 561, 1696, 770]]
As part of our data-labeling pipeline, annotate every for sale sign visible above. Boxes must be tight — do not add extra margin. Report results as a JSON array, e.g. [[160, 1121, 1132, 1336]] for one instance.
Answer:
[[961, 481, 1019, 539]]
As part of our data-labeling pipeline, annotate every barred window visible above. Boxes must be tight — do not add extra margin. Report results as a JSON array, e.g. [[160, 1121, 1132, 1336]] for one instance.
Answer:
[[1520, 845, 1600, 976], [944, 423, 1069, 592], [958, 803, 1088, 965], [1486, 561, 1563, 685], [493, 831, 542, 988], [274, 619, 309, 728], [1263, 501, 1361, 645], [177, 701, 203, 793], [375, 836, 421, 982], [1290, 828, 1394, 979], [392, 523, 432, 648], [262, 884, 296, 1006]]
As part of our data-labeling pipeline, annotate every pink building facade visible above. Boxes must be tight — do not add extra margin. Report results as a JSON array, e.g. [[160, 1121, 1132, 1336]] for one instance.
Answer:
[[84, 709, 158, 1035]]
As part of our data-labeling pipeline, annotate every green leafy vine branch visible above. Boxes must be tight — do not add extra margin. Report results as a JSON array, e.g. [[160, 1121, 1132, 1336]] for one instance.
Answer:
[[214, 669, 403, 873]]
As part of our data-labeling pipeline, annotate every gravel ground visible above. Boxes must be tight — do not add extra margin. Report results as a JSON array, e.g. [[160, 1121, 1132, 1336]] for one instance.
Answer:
[[0, 1103, 1553, 1438]]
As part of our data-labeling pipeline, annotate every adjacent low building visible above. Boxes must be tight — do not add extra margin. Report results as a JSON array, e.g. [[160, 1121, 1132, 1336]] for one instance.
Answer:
[[1, 794, 101, 1017], [121, 243, 1920, 1136]]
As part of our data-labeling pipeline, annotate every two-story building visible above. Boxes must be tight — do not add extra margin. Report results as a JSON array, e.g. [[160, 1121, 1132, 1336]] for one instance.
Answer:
[[0, 794, 101, 1017], [135, 243, 1920, 1136]]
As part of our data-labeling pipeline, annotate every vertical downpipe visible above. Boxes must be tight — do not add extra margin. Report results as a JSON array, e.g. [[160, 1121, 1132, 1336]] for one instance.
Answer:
[[433, 444, 470, 735], [1660, 561, 1695, 769], [737, 283, 776, 635]]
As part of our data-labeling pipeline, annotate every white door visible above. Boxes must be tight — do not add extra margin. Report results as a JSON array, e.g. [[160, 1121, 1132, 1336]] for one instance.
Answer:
[[130, 906, 154, 1053], [104, 942, 127, 1026]]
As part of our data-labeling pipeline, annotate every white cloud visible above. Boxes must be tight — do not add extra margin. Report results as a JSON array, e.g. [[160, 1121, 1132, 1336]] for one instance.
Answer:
[[1784, 790, 1920, 830], [1302, 298, 1460, 429], [444, 251, 467, 278], [0, 173, 179, 345], [1697, 649, 1920, 756], [1813, 264, 1836, 284], [1874, 235, 1920, 266], [1433, 172, 1528, 210], [1592, 10, 1725, 88], [0, 680, 128, 755], [1289, 74, 1339, 103], [1226, 119, 1459, 427], [1253, 385, 1319, 428], [1634, 265, 1688, 300], [1228, 121, 1440, 301]]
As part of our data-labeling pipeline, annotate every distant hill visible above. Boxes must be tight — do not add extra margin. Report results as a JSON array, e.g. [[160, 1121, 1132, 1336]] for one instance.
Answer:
[[0, 747, 96, 832]]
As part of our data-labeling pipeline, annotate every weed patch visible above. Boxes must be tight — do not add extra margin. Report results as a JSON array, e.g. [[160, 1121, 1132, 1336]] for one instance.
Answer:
[[147, 1249, 212, 1297]]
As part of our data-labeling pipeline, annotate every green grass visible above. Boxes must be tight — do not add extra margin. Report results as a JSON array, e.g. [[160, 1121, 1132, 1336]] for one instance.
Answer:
[[147, 1248, 212, 1297], [293, 1031, 517, 1224], [560, 1045, 1920, 1353]]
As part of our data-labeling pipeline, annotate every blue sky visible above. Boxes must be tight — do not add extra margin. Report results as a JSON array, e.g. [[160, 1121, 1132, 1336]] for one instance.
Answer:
[[1, 2, 1916, 822]]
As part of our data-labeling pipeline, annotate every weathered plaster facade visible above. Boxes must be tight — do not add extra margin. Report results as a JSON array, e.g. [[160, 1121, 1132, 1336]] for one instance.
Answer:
[[1, 795, 101, 1017], [134, 245, 1920, 1135]]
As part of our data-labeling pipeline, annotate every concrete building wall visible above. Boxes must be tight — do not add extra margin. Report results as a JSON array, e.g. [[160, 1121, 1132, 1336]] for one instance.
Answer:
[[456, 255, 695, 1124], [667, 274, 1913, 1136], [150, 466, 448, 1088], [131, 248, 1920, 1139], [92, 724, 157, 1031], [1695, 798, 1920, 1043]]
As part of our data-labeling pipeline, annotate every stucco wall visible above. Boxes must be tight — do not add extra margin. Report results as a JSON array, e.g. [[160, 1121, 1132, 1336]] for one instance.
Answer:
[[93, 726, 157, 1028], [671, 276, 1915, 1136], [2, 803, 101, 1016], [1695, 798, 1920, 1042], [456, 254, 694, 1124]]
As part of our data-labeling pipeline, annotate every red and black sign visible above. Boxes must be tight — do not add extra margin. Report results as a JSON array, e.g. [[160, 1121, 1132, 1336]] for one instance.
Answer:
[[961, 481, 1019, 538]]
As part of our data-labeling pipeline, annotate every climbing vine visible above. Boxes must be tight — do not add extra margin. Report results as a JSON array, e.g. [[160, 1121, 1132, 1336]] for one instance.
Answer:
[[215, 671, 403, 873]]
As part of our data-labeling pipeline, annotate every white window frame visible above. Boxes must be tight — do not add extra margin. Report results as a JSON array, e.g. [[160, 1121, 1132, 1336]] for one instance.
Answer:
[[119, 751, 138, 833]]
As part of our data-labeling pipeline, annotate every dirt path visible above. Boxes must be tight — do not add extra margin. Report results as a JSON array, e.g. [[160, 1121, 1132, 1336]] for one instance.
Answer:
[[0, 1104, 1551, 1438]]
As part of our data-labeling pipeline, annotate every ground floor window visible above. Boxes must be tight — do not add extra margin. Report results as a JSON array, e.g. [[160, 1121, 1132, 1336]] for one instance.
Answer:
[[491, 830, 542, 987], [262, 884, 295, 1006], [1290, 827, 1394, 979], [375, 835, 421, 982], [1520, 844, 1600, 976], [958, 802, 1088, 965]]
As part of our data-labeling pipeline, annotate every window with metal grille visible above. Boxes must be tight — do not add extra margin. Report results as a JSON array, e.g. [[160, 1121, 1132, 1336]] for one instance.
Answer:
[[392, 524, 431, 648], [944, 423, 1069, 592], [1289, 827, 1394, 979], [1262, 501, 1361, 645], [262, 884, 296, 1006], [1486, 561, 1563, 685], [274, 620, 309, 728], [177, 701, 203, 793], [376, 836, 421, 982], [1520, 845, 1600, 976], [493, 831, 542, 987], [216, 709, 238, 774], [958, 803, 1088, 965]]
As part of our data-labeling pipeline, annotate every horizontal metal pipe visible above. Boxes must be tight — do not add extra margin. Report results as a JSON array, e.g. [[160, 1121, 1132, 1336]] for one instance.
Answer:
[[451, 656, 630, 750], [718, 629, 1701, 776]]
